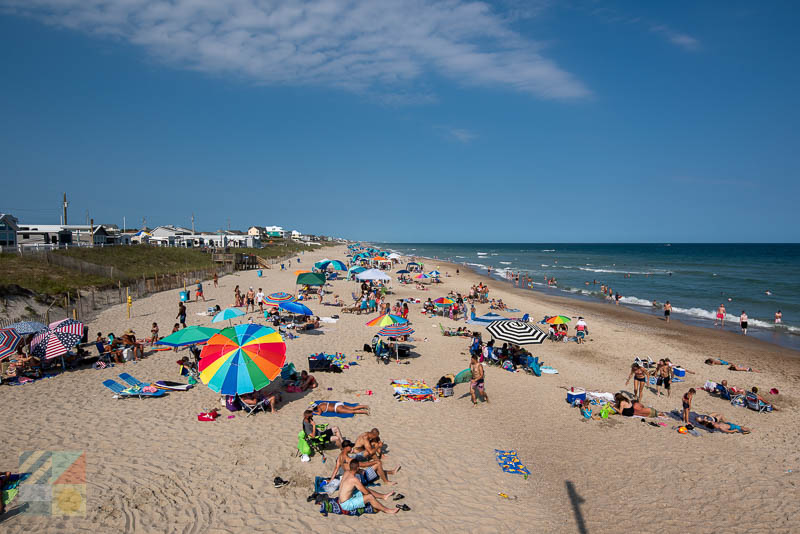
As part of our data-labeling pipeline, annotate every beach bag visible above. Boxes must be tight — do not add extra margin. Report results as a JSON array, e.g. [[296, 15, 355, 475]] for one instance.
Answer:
[[362, 344, 372, 353], [225, 395, 241, 412], [730, 394, 746, 408]]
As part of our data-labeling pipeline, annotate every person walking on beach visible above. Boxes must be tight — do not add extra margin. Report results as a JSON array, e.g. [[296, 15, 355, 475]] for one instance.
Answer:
[[625, 363, 648, 400], [654, 360, 672, 397], [663, 300, 672, 323], [615, 292, 621, 305], [195, 279, 205, 302], [469, 354, 488, 406], [213, 271, 218, 288], [682, 388, 696, 424], [245, 287, 255, 313], [256, 288, 265, 313], [177, 302, 187, 328], [739, 311, 748, 335], [716, 303, 726, 327]]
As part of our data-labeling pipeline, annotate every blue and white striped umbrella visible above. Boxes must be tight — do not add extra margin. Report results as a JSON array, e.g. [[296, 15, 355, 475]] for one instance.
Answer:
[[6, 321, 46, 335]]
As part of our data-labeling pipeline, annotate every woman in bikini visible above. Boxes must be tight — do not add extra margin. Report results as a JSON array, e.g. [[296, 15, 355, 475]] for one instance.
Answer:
[[625, 363, 648, 400], [313, 401, 370, 415], [613, 393, 665, 418], [696, 413, 751, 434]]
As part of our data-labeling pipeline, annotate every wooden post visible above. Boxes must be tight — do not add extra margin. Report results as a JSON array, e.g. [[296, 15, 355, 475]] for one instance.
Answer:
[[126, 287, 131, 319], [118, 280, 122, 304]]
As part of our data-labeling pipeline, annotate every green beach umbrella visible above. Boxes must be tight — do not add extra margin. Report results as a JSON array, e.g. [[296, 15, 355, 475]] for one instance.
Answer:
[[157, 326, 220, 347]]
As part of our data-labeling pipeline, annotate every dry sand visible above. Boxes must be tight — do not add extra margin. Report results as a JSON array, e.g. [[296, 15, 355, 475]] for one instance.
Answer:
[[2, 244, 798, 533]]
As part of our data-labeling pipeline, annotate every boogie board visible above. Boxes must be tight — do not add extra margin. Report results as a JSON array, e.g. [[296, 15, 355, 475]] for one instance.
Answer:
[[154, 380, 194, 391]]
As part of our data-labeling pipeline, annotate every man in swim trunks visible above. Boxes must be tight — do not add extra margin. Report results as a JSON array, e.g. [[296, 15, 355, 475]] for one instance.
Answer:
[[663, 301, 672, 323], [354, 429, 384, 460], [338, 460, 398, 514], [470, 354, 488, 405], [716, 304, 726, 326], [653, 360, 673, 397], [245, 287, 255, 313], [331, 439, 399, 485]]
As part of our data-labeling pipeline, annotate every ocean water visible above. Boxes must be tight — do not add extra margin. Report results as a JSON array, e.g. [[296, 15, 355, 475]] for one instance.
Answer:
[[382, 243, 800, 351]]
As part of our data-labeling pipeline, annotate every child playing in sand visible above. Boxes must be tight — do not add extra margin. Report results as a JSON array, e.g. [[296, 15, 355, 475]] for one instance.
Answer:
[[150, 322, 159, 345], [682, 388, 696, 424]]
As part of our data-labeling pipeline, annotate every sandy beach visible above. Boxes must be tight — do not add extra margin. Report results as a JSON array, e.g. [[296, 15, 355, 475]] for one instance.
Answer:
[[2, 243, 798, 533]]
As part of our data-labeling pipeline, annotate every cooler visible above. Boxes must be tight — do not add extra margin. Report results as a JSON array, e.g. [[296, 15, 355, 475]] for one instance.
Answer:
[[566, 388, 586, 404], [673, 367, 686, 378], [180, 291, 188, 302], [257, 270, 263, 277]]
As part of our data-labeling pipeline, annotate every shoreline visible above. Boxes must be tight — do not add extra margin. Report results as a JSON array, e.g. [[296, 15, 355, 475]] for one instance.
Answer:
[[403, 251, 800, 355]]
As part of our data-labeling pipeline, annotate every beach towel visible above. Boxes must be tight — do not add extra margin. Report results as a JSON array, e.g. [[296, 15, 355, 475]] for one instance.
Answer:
[[318, 498, 375, 517], [494, 449, 530, 476], [311, 401, 358, 418], [391, 379, 435, 402], [667, 410, 712, 433]]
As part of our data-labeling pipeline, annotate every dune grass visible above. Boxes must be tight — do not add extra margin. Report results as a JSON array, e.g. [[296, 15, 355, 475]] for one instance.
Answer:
[[54, 246, 214, 279], [0, 253, 112, 295]]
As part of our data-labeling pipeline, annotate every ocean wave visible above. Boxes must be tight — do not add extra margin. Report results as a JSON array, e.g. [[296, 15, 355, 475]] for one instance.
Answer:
[[491, 253, 498, 256], [499, 261, 512, 265], [455, 256, 465, 258], [575, 266, 669, 275], [541, 249, 555, 252], [466, 262, 487, 269], [477, 252, 488, 255], [619, 296, 656, 307], [667, 306, 800, 334]]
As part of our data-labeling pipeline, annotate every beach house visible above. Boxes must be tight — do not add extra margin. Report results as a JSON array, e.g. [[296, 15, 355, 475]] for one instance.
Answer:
[[0, 213, 19, 250]]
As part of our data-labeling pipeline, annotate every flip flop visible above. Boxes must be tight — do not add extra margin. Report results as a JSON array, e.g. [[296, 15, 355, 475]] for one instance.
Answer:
[[392, 493, 405, 501], [396, 504, 411, 511]]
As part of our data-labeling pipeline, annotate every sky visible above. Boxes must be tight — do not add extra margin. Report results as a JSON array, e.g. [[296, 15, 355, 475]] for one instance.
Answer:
[[0, 0, 798, 243]]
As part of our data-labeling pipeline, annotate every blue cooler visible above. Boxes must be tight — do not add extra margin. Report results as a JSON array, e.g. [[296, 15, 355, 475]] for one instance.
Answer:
[[180, 291, 188, 302], [257, 270, 263, 277], [566, 388, 586, 404], [674, 367, 686, 378]]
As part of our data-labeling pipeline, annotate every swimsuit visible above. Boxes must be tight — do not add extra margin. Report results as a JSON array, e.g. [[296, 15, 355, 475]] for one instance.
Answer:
[[682, 399, 690, 409], [357, 467, 379, 485], [719, 360, 730, 365], [727, 423, 742, 432], [339, 490, 365, 512], [621, 407, 634, 417], [334, 402, 344, 411], [634, 374, 646, 383]]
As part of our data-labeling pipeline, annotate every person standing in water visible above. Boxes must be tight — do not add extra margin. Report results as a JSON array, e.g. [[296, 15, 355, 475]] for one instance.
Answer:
[[716, 303, 726, 327], [663, 301, 672, 323], [740, 311, 748, 335], [775, 310, 782, 324]]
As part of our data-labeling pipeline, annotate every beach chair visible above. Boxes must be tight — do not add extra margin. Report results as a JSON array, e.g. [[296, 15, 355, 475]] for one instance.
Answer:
[[118, 373, 150, 388], [715, 383, 733, 401], [296, 429, 328, 461], [95, 341, 114, 365], [240, 396, 269, 416], [102, 379, 165, 399]]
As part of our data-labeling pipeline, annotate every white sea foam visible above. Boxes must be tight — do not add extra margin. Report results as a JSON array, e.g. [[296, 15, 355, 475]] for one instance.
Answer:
[[499, 261, 512, 265], [575, 266, 668, 275], [619, 296, 655, 307], [467, 262, 487, 269], [455, 256, 466, 258], [541, 249, 555, 252]]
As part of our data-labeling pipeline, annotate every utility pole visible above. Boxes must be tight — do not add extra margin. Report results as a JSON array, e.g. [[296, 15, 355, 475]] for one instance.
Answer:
[[86, 209, 89, 225], [142, 216, 146, 230], [90, 218, 94, 248], [123, 216, 126, 232], [191, 213, 195, 234], [62, 193, 68, 225]]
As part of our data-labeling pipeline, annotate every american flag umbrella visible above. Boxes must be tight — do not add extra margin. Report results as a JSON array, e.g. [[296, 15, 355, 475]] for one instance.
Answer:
[[31, 318, 84, 360], [0, 327, 22, 361], [486, 320, 546, 345]]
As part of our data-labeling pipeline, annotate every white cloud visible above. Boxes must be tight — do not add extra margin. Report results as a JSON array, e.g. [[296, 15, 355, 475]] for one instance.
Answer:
[[650, 25, 700, 51], [0, 0, 590, 100], [449, 128, 477, 143]]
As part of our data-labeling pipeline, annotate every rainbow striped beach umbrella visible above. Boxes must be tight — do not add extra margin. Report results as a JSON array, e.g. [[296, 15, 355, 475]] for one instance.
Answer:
[[433, 297, 455, 306], [365, 314, 408, 327], [198, 324, 287, 396], [377, 324, 415, 337], [415, 273, 430, 279], [264, 292, 294, 306], [545, 315, 571, 325]]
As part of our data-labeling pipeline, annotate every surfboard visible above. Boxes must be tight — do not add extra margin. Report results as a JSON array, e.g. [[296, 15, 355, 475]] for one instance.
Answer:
[[154, 381, 193, 391]]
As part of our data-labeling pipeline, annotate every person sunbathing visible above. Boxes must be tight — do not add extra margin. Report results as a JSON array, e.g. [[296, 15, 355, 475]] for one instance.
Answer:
[[313, 401, 370, 416], [299, 370, 318, 391], [705, 358, 731, 366], [613, 393, 665, 418], [729, 364, 760, 372], [354, 428, 386, 460], [696, 413, 751, 434], [240, 390, 282, 412], [338, 459, 400, 514]]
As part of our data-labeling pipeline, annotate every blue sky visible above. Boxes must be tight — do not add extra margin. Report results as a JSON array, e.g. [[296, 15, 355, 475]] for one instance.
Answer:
[[0, 0, 798, 243]]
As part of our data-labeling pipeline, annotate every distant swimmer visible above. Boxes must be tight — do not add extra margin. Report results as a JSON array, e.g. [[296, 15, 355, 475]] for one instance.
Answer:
[[716, 304, 726, 327], [765, 290, 772, 296], [775, 310, 782, 324]]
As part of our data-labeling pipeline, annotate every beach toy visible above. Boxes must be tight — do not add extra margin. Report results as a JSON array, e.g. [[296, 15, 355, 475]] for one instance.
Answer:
[[677, 426, 687, 434], [770, 388, 779, 395], [257, 270, 263, 277], [566, 387, 586, 405], [180, 291, 188, 302], [673, 367, 686, 378]]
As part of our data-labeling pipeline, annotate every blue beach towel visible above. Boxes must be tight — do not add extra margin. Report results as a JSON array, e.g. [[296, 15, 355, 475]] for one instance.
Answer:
[[495, 449, 531, 476], [311, 401, 359, 418]]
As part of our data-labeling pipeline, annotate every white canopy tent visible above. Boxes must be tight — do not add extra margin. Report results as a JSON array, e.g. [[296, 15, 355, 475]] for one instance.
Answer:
[[356, 268, 391, 281]]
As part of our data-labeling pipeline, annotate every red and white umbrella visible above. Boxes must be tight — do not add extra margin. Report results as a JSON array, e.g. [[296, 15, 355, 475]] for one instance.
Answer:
[[31, 319, 84, 360], [0, 327, 22, 362]]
